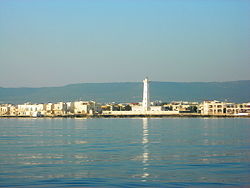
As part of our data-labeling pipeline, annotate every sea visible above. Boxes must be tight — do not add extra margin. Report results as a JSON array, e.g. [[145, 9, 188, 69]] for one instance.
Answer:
[[0, 118, 249, 187]]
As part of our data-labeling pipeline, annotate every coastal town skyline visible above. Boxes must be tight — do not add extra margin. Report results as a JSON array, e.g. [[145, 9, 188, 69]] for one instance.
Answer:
[[1, 0, 250, 87], [1, 77, 250, 117]]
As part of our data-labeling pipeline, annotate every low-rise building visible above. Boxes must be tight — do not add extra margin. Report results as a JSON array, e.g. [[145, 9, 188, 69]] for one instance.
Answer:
[[225, 102, 250, 115], [163, 101, 198, 113], [53, 102, 67, 116], [240, 102, 250, 115], [130, 103, 163, 112], [150, 106, 163, 111], [131, 103, 143, 112], [73, 101, 90, 114], [9, 105, 17, 116], [72, 101, 101, 115], [0, 104, 17, 116], [45, 103, 54, 116], [0, 104, 10, 116], [200, 100, 250, 115], [17, 103, 46, 116], [200, 100, 225, 115]]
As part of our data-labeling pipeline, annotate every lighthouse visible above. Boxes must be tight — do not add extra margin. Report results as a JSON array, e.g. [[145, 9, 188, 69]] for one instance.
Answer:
[[142, 77, 150, 111]]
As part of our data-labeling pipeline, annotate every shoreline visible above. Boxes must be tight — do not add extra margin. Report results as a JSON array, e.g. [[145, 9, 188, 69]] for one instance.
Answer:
[[1, 114, 250, 119]]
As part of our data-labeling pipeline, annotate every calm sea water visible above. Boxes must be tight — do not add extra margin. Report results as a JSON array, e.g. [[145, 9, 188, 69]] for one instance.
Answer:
[[0, 118, 249, 187]]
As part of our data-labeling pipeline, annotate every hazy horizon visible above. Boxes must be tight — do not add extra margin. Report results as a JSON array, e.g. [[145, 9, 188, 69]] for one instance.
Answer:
[[0, 79, 250, 89], [1, 0, 249, 87]]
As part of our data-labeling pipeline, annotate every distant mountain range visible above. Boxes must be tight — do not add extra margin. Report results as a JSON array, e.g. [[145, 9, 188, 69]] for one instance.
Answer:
[[0, 80, 250, 104]]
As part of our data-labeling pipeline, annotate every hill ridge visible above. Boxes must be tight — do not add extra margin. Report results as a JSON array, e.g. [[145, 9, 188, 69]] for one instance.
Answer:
[[0, 80, 249, 104]]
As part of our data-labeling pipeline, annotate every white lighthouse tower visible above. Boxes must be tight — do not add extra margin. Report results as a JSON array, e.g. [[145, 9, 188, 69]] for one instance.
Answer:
[[142, 77, 150, 111]]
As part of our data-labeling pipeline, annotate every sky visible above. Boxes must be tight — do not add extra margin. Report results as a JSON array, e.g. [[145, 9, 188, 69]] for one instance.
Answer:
[[0, 0, 249, 87]]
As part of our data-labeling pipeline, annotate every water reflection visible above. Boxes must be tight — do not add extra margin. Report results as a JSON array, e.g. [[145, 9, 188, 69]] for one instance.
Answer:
[[1, 119, 249, 186], [141, 118, 150, 181]]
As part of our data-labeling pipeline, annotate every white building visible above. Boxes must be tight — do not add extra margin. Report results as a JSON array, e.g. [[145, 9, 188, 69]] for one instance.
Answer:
[[200, 100, 250, 115], [131, 103, 143, 112], [225, 102, 250, 115], [73, 101, 90, 114], [200, 100, 225, 115], [150, 106, 163, 111], [71, 101, 101, 115], [45, 103, 54, 116], [53, 102, 67, 116], [17, 103, 45, 116]]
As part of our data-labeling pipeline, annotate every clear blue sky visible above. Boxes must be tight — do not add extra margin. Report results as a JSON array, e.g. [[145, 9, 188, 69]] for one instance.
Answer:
[[0, 0, 249, 87]]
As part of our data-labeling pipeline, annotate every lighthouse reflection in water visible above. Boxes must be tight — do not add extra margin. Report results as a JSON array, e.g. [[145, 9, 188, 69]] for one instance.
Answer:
[[0, 118, 250, 187], [142, 118, 150, 181]]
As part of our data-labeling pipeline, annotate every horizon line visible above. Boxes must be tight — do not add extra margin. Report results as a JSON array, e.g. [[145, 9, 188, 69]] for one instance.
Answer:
[[1, 79, 250, 89]]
